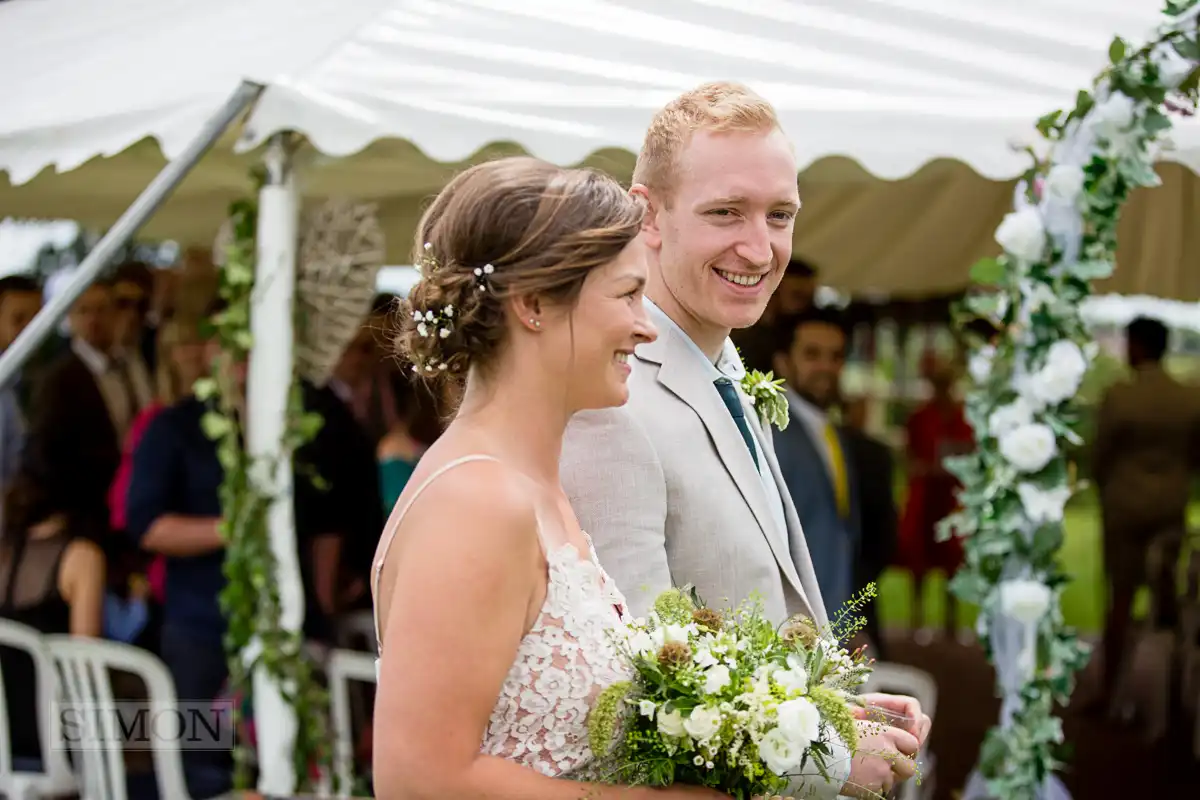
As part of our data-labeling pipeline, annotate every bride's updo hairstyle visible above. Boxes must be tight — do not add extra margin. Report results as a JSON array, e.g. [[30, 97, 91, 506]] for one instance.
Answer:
[[396, 156, 643, 389]]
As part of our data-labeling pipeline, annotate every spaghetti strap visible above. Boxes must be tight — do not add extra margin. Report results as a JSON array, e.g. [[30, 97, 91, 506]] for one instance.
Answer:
[[372, 454, 501, 652]]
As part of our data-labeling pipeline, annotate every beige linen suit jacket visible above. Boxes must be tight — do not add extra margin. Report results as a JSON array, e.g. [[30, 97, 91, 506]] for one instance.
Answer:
[[561, 323, 827, 628]]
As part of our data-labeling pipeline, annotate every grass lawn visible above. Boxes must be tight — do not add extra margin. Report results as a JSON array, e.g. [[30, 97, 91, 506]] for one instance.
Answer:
[[874, 489, 1200, 635]]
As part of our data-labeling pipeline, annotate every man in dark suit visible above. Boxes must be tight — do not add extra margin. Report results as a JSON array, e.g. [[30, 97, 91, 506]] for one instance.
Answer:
[[770, 309, 861, 618], [843, 397, 898, 660], [26, 279, 134, 524]]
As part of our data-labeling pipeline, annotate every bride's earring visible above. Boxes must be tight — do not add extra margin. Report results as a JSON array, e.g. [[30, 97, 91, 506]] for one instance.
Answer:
[[530, 318, 541, 329]]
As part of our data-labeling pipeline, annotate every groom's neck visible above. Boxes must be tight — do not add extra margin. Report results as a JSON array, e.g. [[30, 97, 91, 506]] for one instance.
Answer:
[[645, 283, 728, 363]]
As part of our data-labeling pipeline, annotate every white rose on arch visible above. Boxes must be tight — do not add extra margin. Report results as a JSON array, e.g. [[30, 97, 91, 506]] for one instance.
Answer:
[[988, 397, 1035, 438], [1017, 482, 1073, 525], [1043, 164, 1086, 206], [1089, 92, 1139, 156], [998, 579, 1053, 624], [969, 345, 996, 384], [1023, 340, 1089, 407], [994, 208, 1047, 264], [1137, 43, 1195, 89], [998, 422, 1057, 473]]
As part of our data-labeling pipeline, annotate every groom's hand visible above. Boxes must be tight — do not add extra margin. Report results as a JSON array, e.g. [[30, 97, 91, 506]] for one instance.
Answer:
[[841, 720, 919, 799], [854, 692, 932, 746]]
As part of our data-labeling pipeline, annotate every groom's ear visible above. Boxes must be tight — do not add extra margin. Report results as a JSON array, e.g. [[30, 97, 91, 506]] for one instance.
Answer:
[[629, 184, 662, 250]]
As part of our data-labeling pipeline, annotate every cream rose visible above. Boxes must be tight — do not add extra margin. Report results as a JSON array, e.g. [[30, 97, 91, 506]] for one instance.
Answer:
[[998, 422, 1057, 473], [999, 579, 1053, 624], [1024, 340, 1088, 406], [1044, 164, 1086, 205], [683, 705, 722, 741], [775, 697, 821, 748], [657, 708, 686, 738], [758, 727, 804, 777], [995, 208, 1047, 263]]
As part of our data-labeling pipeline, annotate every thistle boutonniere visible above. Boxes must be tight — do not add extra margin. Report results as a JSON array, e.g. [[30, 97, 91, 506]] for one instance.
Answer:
[[740, 370, 789, 431]]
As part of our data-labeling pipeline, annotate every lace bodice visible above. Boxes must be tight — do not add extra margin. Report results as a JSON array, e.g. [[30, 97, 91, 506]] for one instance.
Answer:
[[373, 455, 634, 778], [481, 533, 633, 776]]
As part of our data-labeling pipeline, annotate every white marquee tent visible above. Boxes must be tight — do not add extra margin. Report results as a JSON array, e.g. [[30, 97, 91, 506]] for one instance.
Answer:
[[1, 0, 1197, 299], [1, 0, 1197, 793]]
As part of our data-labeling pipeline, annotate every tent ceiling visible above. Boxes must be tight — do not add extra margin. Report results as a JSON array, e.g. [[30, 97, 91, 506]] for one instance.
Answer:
[[0, 0, 1196, 300]]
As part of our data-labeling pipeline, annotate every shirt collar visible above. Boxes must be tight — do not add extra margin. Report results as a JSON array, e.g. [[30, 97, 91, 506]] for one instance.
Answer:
[[643, 297, 745, 382], [787, 387, 828, 428], [71, 337, 109, 374]]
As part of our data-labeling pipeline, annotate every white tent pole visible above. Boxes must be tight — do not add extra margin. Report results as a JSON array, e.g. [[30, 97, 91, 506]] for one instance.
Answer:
[[0, 79, 264, 390], [247, 131, 303, 796]]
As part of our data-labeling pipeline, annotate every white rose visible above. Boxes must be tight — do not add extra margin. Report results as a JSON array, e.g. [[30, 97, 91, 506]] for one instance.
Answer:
[[775, 697, 821, 748], [998, 579, 1053, 624], [968, 345, 995, 385], [1016, 483, 1073, 525], [994, 208, 1047, 263], [1152, 44, 1194, 89], [1044, 164, 1085, 205], [988, 398, 1034, 437], [1025, 340, 1088, 406], [637, 699, 657, 719], [683, 705, 722, 741], [998, 423, 1057, 473], [657, 708, 686, 738], [1089, 93, 1139, 156], [703, 664, 732, 695], [759, 727, 804, 777]]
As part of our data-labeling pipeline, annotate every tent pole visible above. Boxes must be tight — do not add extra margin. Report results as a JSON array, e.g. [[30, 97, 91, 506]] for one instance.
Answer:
[[0, 79, 264, 390]]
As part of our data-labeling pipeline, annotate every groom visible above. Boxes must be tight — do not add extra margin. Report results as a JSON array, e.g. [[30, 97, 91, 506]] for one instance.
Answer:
[[561, 82, 929, 799]]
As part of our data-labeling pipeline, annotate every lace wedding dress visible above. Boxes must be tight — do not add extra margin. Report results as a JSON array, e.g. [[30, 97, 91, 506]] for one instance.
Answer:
[[372, 455, 635, 777]]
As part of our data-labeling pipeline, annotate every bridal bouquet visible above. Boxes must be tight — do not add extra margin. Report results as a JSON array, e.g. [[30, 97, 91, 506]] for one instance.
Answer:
[[585, 587, 876, 799]]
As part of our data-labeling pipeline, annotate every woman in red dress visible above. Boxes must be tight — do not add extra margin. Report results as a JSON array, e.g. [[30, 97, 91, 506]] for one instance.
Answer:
[[897, 355, 974, 640]]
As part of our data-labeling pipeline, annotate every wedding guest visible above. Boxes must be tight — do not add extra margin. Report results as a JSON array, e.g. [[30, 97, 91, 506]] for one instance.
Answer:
[[1091, 317, 1200, 708], [732, 259, 817, 373], [0, 275, 42, 522], [0, 463, 105, 771], [770, 308, 860, 617], [895, 354, 973, 642], [842, 395, 898, 660], [377, 371, 426, 514]]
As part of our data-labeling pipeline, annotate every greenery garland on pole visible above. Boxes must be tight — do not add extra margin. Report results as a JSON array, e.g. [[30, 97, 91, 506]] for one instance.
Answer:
[[196, 179, 332, 790], [948, 2, 1199, 797]]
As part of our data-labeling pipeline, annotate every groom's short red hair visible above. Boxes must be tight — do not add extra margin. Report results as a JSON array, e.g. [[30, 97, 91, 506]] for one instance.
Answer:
[[633, 81, 783, 205]]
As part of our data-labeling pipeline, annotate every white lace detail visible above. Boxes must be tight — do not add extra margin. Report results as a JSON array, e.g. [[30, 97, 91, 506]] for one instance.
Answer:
[[480, 533, 633, 777]]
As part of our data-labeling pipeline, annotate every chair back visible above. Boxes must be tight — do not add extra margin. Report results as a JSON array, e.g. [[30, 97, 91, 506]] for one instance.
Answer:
[[325, 648, 376, 798], [0, 619, 76, 797], [43, 634, 192, 800]]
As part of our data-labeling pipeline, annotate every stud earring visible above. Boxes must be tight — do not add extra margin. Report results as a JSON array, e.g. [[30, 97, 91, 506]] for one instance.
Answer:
[[530, 318, 541, 328]]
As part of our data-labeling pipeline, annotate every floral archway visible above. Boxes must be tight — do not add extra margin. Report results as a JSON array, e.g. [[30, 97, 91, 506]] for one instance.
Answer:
[[950, 1, 1200, 797]]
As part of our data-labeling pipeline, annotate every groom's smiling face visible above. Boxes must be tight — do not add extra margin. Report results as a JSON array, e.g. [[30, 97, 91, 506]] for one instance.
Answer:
[[638, 127, 799, 353]]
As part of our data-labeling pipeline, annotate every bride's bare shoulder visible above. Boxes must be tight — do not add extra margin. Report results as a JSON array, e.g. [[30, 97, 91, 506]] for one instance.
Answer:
[[398, 454, 538, 549]]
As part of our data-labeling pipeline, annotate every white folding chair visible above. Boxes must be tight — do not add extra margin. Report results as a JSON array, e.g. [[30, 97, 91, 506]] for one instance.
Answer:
[[325, 647, 376, 798], [42, 634, 223, 800], [0, 619, 76, 799], [863, 662, 938, 800]]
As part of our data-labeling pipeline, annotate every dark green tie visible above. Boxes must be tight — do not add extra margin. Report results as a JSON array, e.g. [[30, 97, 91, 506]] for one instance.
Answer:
[[714, 377, 759, 471]]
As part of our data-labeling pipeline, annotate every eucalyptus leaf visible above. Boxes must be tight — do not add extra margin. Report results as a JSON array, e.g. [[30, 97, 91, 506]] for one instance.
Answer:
[[1067, 260, 1114, 280], [969, 257, 1006, 285], [1108, 36, 1126, 64]]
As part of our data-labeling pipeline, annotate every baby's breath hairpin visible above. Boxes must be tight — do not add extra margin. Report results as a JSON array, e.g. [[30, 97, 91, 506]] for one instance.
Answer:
[[410, 304, 454, 374], [473, 262, 494, 291]]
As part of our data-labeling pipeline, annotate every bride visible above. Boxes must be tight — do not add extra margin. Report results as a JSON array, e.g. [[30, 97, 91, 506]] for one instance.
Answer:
[[371, 156, 727, 798]]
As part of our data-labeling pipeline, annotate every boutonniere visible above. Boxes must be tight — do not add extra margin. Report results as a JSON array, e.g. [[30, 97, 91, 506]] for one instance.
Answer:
[[740, 370, 789, 431]]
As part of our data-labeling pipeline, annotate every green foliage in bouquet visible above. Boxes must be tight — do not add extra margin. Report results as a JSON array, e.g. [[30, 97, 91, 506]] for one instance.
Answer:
[[584, 586, 877, 800]]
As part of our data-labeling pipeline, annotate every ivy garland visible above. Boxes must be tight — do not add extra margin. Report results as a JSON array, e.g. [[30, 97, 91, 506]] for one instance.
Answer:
[[947, 2, 1200, 797], [196, 181, 332, 790]]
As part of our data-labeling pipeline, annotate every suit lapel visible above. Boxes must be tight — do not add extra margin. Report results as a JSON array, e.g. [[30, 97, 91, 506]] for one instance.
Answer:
[[639, 330, 810, 609]]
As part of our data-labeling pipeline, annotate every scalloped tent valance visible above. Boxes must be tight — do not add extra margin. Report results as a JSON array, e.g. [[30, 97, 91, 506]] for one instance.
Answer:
[[1, 0, 1196, 299]]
